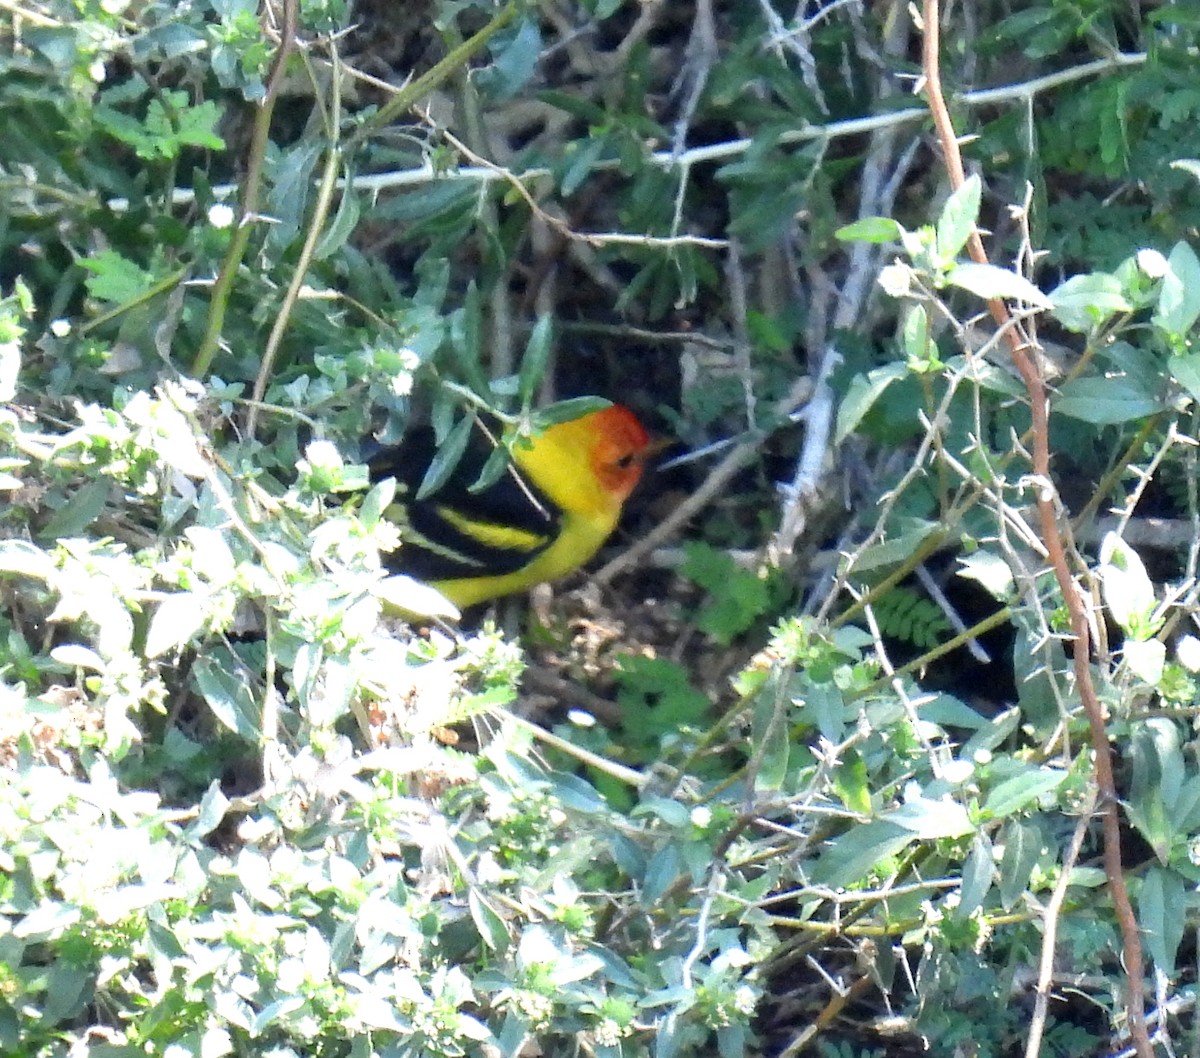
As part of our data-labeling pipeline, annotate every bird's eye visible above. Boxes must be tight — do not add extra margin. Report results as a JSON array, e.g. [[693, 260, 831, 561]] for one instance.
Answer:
[[614, 453, 637, 469]]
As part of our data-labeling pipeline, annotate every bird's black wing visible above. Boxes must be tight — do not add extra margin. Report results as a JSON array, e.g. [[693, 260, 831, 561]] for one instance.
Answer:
[[366, 423, 563, 582]]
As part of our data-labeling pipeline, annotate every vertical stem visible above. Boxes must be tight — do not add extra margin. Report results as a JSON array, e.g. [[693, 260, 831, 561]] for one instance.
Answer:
[[193, 0, 299, 378]]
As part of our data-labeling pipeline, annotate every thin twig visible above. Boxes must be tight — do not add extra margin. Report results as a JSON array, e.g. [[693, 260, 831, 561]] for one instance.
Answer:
[[434, 125, 728, 250], [506, 711, 646, 789], [725, 240, 759, 431], [670, 0, 718, 159], [109, 52, 1150, 215], [1024, 786, 1099, 1058], [913, 561, 990, 664]]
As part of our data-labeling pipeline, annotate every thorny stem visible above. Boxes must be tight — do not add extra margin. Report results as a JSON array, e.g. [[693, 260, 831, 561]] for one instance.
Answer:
[[921, 3, 1151, 1055]]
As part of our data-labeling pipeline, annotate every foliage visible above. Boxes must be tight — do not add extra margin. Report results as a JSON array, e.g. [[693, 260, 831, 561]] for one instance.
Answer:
[[7, 0, 1200, 1056]]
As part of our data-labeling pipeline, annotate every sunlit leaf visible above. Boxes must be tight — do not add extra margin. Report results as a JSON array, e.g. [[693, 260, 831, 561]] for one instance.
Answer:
[[935, 174, 981, 263]]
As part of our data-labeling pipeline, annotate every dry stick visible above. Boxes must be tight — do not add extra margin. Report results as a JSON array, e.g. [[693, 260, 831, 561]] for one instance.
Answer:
[[344, 2, 519, 150], [777, 974, 875, 1058], [725, 240, 759, 431], [341, 52, 1147, 194], [669, 0, 718, 160], [920, 3, 1151, 1055], [782, 11, 915, 568], [1025, 786, 1099, 1058]]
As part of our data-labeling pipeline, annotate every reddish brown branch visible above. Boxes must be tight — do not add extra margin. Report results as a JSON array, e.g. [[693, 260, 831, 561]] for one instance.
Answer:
[[920, 4, 1151, 1055]]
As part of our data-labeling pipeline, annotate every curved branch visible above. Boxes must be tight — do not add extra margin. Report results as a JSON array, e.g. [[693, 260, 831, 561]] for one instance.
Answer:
[[921, 3, 1151, 1054]]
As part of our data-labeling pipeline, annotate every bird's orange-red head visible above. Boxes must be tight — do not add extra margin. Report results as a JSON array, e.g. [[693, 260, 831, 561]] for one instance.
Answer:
[[585, 405, 652, 502]]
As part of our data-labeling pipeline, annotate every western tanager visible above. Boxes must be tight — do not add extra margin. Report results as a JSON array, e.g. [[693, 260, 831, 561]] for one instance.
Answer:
[[371, 405, 651, 609]]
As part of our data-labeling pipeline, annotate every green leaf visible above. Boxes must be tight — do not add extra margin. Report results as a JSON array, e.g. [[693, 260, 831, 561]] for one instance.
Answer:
[[804, 680, 848, 743], [517, 315, 554, 409], [14, 901, 81, 941], [39, 479, 110, 539], [549, 772, 608, 814], [642, 844, 681, 906], [0, 539, 55, 580], [616, 655, 710, 744], [1098, 532, 1157, 639], [0, 337, 18, 403], [945, 262, 1051, 307], [983, 766, 1067, 818], [1049, 273, 1130, 333], [835, 362, 907, 444], [252, 998, 305, 1036], [1139, 866, 1186, 973], [1124, 639, 1166, 685], [162, 95, 225, 153], [810, 820, 916, 887], [901, 305, 930, 363], [469, 889, 510, 951], [956, 550, 1015, 601], [538, 89, 606, 125], [559, 128, 610, 198], [145, 592, 208, 658], [51, 644, 105, 672], [79, 250, 155, 305], [359, 478, 396, 530], [448, 283, 491, 398], [41, 964, 90, 1024], [416, 414, 476, 500], [750, 681, 789, 792], [832, 750, 871, 816], [835, 216, 904, 243], [376, 574, 461, 620], [466, 440, 512, 495], [681, 541, 772, 643], [955, 832, 994, 919], [998, 819, 1042, 910], [194, 655, 262, 742], [885, 794, 973, 839], [188, 779, 231, 840], [531, 396, 611, 427], [266, 141, 321, 245], [314, 186, 362, 261], [477, 16, 542, 102], [1153, 241, 1200, 339], [850, 518, 941, 573], [549, 951, 606, 986], [918, 693, 990, 730], [1054, 376, 1162, 424], [935, 174, 981, 263], [635, 796, 691, 828], [1169, 352, 1200, 404]]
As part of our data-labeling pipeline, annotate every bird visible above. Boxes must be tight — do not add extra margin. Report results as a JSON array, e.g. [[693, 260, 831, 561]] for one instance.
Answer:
[[369, 404, 652, 610]]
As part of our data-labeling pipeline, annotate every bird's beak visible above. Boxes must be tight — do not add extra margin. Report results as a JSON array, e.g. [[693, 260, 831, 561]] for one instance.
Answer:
[[644, 436, 677, 461]]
